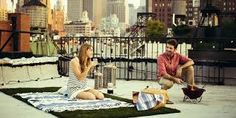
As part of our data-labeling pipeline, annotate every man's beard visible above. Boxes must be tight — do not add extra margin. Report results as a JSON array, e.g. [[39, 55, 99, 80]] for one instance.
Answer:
[[166, 51, 173, 56]]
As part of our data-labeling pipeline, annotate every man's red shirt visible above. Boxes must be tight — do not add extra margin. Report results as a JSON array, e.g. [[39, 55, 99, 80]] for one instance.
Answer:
[[157, 52, 190, 79]]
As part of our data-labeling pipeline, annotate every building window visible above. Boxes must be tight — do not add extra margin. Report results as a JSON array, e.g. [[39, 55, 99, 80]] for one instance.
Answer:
[[168, 8, 171, 12]]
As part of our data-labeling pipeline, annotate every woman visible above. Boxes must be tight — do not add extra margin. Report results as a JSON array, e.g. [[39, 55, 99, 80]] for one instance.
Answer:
[[67, 43, 104, 100]]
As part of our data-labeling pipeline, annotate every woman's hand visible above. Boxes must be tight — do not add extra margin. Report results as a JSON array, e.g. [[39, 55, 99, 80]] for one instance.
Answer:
[[90, 60, 98, 68]]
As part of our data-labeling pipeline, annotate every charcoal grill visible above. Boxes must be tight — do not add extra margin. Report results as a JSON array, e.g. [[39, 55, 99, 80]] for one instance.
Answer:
[[182, 85, 206, 103]]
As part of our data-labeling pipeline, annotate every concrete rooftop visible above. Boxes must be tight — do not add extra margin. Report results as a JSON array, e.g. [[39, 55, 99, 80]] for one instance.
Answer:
[[0, 77, 236, 118]]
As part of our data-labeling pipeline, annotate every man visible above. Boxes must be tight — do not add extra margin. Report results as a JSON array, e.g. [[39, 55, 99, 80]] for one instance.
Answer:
[[157, 39, 195, 104]]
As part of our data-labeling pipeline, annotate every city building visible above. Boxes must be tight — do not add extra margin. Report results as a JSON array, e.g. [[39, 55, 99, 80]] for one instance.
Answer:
[[139, 0, 146, 12], [146, 0, 152, 12], [99, 14, 121, 37], [83, 0, 106, 28], [64, 21, 92, 37], [0, 9, 7, 21], [186, 0, 200, 26], [152, 0, 172, 28], [173, 0, 187, 26], [140, 0, 146, 7], [0, 0, 8, 21], [52, 0, 65, 36], [41, 0, 52, 28], [204, 0, 236, 21], [65, 11, 92, 36], [107, 0, 129, 25], [67, 0, 83, 21], [128, 4, 137, 26], [0, 0, 7, 10], [67, 0, 106, 28], [137, 6, 146, 13], [22, 0, 47, 30]]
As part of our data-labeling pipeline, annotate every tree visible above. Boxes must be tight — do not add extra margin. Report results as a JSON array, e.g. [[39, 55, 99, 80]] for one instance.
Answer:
[[145, 20, 166, 39]]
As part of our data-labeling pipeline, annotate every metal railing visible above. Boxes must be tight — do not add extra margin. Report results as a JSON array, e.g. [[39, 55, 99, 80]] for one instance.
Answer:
[[56, 36, 236, 84]]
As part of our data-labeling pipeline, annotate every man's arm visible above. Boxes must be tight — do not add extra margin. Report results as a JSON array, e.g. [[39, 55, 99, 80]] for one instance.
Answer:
[[176, 59, 194, 78], [162, 73, 184, 84], [180, 59, 194, 69]]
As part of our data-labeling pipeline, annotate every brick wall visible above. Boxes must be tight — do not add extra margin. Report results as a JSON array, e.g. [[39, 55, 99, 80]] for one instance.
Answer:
[[8, 13, 30, 52], [0, 21, 12, 52], [0, 13, 30, 52]]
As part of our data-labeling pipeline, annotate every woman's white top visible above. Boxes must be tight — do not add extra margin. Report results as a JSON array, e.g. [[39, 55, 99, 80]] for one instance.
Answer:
[[67, 57, 90, 99]]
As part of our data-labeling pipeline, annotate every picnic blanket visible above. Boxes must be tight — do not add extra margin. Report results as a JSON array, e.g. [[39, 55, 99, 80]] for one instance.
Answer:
[[15, 92, 134, 112]]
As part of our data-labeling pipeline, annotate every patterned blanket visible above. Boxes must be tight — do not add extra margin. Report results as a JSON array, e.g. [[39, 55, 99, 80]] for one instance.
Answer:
[[16, 92, 133, 112]]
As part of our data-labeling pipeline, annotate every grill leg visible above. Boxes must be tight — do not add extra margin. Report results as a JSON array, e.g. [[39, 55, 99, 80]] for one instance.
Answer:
[[197, 96, 203, 103], [183, 95, 188, 102]]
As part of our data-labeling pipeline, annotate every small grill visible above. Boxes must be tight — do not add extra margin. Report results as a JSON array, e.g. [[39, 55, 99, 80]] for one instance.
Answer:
[[182, 85, 206, 103]]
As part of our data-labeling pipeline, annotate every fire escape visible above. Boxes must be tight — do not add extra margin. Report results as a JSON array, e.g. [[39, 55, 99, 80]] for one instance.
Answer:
[[126, 12, 156, 57]]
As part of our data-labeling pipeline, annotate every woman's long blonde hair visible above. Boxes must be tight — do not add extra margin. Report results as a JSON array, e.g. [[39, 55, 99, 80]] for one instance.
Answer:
[[77, 43, 92, 72]]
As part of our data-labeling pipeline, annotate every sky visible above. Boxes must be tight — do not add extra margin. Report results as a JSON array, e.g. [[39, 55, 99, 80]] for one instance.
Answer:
[[6, 0, 141, 11]]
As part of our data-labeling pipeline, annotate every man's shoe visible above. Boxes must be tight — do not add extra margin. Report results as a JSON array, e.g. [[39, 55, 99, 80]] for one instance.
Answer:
[[166, 100, 174, 104]]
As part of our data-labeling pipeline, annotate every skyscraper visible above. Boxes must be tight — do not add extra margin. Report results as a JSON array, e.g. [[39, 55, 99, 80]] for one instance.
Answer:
[[107, 0, 128, 25], [140, 0, 145, 7], [128, 4, 137, 25], [0, 0, 7, 10], [67, 0, 83, 21], [83, 0, 106, 27]]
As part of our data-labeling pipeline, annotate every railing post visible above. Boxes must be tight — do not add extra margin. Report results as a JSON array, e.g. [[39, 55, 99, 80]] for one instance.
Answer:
[[127, 37, 130, 81]]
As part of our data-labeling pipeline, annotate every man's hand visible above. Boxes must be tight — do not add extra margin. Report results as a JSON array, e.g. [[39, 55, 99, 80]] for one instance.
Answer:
[[176, 66, 182, 78], [174, 78, 184, 84]]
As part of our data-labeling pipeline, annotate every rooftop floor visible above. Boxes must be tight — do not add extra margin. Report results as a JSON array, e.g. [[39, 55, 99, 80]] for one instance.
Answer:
[[0, 77, 236, 118]]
